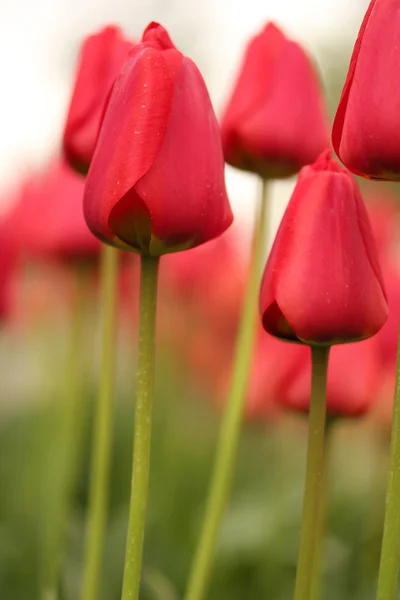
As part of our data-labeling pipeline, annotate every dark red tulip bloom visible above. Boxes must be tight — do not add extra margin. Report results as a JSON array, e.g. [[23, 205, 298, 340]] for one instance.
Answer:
[[332, 0, 400, 180], [11, 160, 101, 262], [260, 150, 388, 346], [221, 22, 329, 179], [84, 22, 233, 256], [63, 26, 134, 174], [283, 340, 380, 417]]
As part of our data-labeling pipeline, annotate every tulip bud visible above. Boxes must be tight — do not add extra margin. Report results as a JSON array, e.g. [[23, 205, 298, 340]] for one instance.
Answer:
[[63, 26, 134, 175], [221, 23, 329, 179], [332, 0, 400, 180], [260, 150, 388, 345], [84, 22, 233, 255]]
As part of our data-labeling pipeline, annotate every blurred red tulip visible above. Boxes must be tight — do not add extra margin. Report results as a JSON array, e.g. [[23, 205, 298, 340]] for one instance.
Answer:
[[244, 331, 308, 420], [283, 340, 380, 417], [374, 265, 400, 368], [158, 229, 246, 392], [10, 160, 101, 262], [221, 22, 329, 178], [332, 0, 400, 180], [161, 230, 245, 339], [260, 150, 388, 345], [369, 266, 400, 429], [0, 212, 17, 321], [365, 190, 400, 259], [8, 260, 83, 328], [63, 26, 134, 174], [84, 22, 233, 256]]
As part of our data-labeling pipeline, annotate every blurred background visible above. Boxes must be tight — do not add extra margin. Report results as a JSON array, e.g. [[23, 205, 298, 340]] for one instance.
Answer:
[[1, 1, 399, 600], [0, 0, 371, 227]]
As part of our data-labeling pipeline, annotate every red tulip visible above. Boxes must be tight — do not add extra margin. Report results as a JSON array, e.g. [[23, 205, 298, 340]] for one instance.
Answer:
[[84, 22, 233, 256], [10, 160, 101, 262], [332, 0, 400, 180], [63, 26, 134, 174], [260, 150, 388, 345], [221, 22, 329, 179]]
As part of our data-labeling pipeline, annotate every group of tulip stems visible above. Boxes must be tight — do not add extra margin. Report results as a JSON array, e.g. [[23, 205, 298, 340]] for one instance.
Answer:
[[73, 188, 400, 600]]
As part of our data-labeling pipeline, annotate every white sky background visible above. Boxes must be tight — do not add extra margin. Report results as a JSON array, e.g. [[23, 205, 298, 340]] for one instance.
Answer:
[[0, 0, 369, 236]]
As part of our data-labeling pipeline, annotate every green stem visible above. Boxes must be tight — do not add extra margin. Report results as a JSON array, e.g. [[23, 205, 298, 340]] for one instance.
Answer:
[[121, 254, 160, 600], [310, 418, 335, 600], [81, 246, 119, 600], [376, 326, 400, 600], [294, 345, 330, 600], [42, 265, 91, 600], [354, 426, 388, 593], [184, 179, 269, 600]]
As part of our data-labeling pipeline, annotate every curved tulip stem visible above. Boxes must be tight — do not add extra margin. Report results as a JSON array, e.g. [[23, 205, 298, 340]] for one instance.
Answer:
[[184, 178, 269, 600], [294, 345, 330, 600], [376, 326, 400, 600], [81, 246, 119, 600], [121, 254, 160, 600]]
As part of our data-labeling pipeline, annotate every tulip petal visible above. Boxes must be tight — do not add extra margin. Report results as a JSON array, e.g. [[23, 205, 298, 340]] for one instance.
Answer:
[[237, 41, 329, 176], [63, 26, 133, 173], [222, 23, 285, 131], [134, 56, 232, 250], [332, 0, 400, 179], [331, 0, 377, 161], [84, 45, 183, 246], [142, 22, 175, 49]]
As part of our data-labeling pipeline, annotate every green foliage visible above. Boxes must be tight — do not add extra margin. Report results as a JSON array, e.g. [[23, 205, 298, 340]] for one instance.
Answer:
[[0, 349, 390, 600]]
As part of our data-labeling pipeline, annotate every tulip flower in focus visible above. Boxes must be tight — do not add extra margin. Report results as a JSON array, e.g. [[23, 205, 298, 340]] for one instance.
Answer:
[[63, 26, 134, 175], [332, 0, 400, 180], [10, 160, 101, 262], [260, 150, 388, 345], [221, 22, 329, 179], [84, 22, 233, 256]]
